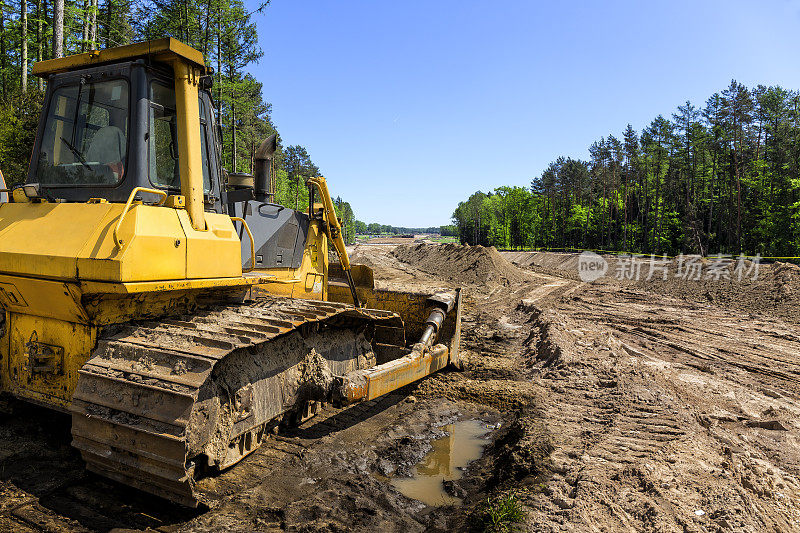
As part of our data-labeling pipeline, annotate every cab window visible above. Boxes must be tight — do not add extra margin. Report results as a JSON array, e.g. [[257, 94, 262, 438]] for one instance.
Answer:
[[148, 81, 212, 193], [35, 79, 129, 186]]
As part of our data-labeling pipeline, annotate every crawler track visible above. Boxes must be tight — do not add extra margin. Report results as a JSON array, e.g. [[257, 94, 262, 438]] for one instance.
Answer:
[[69, 296, 403, 507]]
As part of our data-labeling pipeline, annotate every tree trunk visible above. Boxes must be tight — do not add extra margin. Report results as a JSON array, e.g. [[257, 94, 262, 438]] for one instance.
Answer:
[[622, 170, 628, 249], [104, 0, 112, 48], [89, 0, 97, 49], [229, 64, 236, 172], [36, 0, 42, 90], [1, 9, 7, 98], [250, 139, 255, 174], [216, 16, 221, 116], [294, 173, 300, 210], [81, 0, 89, 52], [202, 0, 211, 56], [733, 116, 742, 253], [43, 0, 49, 58], [708, 145, 716, 237], [231, 99, 236, 172], [21, 0, 28, 93], [53, 0, 63, 58]]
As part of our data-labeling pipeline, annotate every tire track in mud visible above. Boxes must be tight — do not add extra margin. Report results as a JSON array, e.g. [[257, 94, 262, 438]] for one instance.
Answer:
[[566, 288, 800, 395], [521, 280, 800, 532]]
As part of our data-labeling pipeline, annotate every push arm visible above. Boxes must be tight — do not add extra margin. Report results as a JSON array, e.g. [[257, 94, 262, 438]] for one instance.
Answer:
[[306, 176, 360, 308]]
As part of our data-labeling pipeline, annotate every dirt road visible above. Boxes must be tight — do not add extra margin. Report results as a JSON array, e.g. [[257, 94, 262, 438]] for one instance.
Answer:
[[0, 244, 798, 531]]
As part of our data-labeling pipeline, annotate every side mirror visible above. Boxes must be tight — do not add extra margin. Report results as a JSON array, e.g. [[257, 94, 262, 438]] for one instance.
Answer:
[[253, 133, 277, 201]]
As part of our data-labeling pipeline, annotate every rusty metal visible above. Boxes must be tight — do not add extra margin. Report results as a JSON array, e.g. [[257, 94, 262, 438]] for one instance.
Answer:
[[25, 331, 64, 374]]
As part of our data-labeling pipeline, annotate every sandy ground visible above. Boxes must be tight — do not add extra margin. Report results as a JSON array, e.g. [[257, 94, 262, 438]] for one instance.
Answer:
[[355, 236, 419, 245], [0, 244, 799, 531]]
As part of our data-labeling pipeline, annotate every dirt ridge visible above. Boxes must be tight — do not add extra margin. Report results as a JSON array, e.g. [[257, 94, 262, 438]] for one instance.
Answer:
[[392, 243, 526, 286]]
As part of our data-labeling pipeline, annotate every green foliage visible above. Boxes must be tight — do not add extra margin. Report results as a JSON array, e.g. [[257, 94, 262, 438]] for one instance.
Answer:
[[0, 90, 42, 185], [356, 222, 442, 236], [333, 196, 355, 244], [440, 224, 458, 236], [454, 81, 800, 256], [477, 492, 525, 533]]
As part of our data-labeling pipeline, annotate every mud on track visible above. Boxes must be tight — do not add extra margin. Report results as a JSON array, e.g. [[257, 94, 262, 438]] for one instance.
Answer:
[[1, 244, 800, 531]]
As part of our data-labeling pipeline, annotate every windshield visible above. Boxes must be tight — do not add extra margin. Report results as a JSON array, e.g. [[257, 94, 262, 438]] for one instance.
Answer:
[[34, 79, 129, 186]]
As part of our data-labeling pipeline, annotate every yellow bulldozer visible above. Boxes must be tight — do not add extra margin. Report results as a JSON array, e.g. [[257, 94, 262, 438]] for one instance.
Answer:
[[0, 38, 461, 507]]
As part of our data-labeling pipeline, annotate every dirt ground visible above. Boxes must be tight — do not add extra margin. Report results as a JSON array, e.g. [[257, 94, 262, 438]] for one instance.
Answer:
[[356, 236, 420, 245], [1, 244, 799, 531]]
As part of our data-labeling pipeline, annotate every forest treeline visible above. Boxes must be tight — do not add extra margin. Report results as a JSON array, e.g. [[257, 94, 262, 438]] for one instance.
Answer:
[[0, 0, 358, 242], [453, 81, 800, 256], [353, 222, 445, 235]]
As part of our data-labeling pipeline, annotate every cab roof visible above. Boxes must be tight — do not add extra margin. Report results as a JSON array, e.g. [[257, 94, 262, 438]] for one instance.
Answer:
[[32, 38, 205, 78]]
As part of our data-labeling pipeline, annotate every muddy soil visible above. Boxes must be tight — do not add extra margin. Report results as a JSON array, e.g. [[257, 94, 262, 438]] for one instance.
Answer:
[[1, 244, 799, 532]]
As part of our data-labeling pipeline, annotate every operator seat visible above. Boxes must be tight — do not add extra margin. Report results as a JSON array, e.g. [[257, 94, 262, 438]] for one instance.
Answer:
[[86, 125, 127, 182]]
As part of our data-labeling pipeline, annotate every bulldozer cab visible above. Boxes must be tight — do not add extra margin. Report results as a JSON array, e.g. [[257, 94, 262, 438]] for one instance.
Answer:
[[29, 39, 225, 213], [26, 38, 312, 275]]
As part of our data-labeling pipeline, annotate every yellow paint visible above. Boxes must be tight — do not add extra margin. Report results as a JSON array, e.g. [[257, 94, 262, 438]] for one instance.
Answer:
[[11, 188, 27, 203], [32, 37, 205, 77], [307, 176, 351, 270], [113, 187, 167, 248], [172, 60, 205, 231], [0, 202, 117, 280], [0, 202, 248, 283], [6, 313, 96, 409], [78, 203, 188, 282], [165, 195, 185, 209], [80, 275, 269, 296], [177, 211, 242, 279], [0, 274, 87, 323]]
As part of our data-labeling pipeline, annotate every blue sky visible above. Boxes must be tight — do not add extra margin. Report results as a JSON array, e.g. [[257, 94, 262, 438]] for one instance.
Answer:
[[250, 0, 800, 228]]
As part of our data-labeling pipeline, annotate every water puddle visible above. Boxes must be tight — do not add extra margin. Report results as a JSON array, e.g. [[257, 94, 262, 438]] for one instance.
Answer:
[[391, 419, 490, 506]]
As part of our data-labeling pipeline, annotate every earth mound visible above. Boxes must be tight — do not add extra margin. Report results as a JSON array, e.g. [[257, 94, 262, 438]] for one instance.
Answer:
[[391, 243, 526, 286]]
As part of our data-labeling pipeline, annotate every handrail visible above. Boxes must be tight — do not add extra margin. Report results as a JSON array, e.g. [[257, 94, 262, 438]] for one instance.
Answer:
[[230, 216, 256, 273], [114, 187, 168, 249]]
